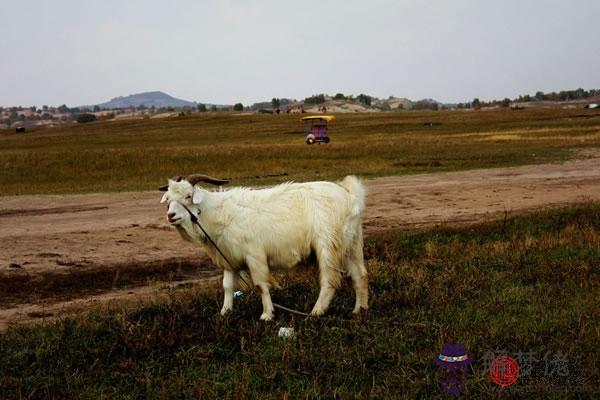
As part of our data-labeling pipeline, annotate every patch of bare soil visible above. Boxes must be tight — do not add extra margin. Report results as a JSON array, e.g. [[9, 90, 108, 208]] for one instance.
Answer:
[[1, 150, 600, 329]]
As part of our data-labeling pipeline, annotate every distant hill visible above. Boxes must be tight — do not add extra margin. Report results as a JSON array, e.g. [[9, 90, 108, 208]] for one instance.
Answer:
[[93, 91, 196, 109]]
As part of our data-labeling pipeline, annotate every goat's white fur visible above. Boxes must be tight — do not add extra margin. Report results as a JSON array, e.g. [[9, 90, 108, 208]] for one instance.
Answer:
[[160, 176, 368, 320]]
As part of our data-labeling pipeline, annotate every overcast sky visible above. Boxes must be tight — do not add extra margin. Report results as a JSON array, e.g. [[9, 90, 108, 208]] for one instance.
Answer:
[[1, 0, 599, 107]]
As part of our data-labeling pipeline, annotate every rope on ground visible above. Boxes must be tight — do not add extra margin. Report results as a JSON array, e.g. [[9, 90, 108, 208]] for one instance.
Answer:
[[273, 303, 310, 316]]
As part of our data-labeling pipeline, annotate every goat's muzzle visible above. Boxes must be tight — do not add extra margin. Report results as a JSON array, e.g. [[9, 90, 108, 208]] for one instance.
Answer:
[[167, 212, 180, 224]]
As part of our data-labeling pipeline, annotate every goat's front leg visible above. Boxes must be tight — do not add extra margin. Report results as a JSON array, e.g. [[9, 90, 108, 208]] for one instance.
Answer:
[[221, 269, 238, 315], [246, 254, 274, 321]]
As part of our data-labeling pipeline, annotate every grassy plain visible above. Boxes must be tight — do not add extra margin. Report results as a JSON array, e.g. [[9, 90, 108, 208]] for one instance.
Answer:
[[1, 108, 600, 195], [1, 204, 599, 398], [2, 108, 600, 398]]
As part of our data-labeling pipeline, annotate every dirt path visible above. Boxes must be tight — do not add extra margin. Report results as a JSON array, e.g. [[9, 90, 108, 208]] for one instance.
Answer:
[[1, 151, 600, 329]]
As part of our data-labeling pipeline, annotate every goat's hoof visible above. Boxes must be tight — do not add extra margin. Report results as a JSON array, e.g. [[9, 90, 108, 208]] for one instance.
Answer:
[[352, 306, 368, 315], [220, 308, 232, 316], [309, 308, 325, 317], [259, 313, 273, 321]]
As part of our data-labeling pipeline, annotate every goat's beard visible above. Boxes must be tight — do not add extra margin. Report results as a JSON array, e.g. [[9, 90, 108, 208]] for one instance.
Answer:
[[174, 222, 205, 244]]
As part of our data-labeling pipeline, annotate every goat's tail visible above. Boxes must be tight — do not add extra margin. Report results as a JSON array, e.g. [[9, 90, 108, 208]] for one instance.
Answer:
[[339, 175, 367, 217]]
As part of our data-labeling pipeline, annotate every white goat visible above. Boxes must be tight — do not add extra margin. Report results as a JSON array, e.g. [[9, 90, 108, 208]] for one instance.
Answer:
[[159, 174, 368, 320]]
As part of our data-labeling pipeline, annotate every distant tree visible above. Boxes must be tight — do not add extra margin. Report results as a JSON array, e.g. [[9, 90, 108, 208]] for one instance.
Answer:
[[471, 98, 481, 109], [210, 105, 218, 112], [535, 91, 545, 101], [500, 98, 511, 107], [334, 93, 346, 100], [93, 105, 101, 112], [76, 113, 97, 123], [271, 98, 280, 109], [57, 104, 69, 113], [166, 106, 175, 112], [42, 105, 49, 111], [197, 103, 207, 112], [412, 100, 439, 111], [30, 106, 37, 112], [573, 88, 586, 99], [304, 94, 326, 105], [357, 94, 372, 106], [233, 103, 244, 111]]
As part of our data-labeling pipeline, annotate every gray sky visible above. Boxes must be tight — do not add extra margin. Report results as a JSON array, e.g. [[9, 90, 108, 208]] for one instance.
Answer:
[[1, 0, 599, 107]]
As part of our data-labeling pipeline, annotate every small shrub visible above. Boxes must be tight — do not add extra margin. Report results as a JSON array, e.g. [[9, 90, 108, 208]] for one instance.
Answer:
[[76, 113, 96, 124], [357, 94, 372, 106]]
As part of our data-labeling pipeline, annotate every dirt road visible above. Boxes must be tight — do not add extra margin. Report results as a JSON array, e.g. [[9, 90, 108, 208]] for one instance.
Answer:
[[1, 152, 599, 329]]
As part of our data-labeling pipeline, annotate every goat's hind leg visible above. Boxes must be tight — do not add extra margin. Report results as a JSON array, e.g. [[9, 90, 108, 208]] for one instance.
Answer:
[[311, 242, 342, 316], [347, 244, 368, 314]]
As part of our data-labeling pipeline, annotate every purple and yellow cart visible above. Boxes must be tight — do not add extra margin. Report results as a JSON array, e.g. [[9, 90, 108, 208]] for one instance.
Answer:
[[301, 115, 335, 144]]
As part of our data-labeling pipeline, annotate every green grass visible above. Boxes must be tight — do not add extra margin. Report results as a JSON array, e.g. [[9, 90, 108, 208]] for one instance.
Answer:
[[1, 204, 599, 398], [2, 108, 600, 195]]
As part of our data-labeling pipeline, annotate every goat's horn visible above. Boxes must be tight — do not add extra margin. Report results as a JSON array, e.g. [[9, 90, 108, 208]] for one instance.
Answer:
[[186, 174, 230, 186], [158, 175, 183, 191]]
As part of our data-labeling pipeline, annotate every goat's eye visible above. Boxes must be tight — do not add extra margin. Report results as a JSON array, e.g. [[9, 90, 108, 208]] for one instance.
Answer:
[[186, 195, 192, 200]]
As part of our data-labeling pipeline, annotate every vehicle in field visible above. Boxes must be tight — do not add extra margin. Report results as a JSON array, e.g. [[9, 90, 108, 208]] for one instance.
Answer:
[[301, 115, 335, 144]]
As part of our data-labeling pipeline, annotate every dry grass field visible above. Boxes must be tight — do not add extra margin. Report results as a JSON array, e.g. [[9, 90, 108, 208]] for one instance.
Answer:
[[2, 108, 600, 195], [1, 108, 600, 398]]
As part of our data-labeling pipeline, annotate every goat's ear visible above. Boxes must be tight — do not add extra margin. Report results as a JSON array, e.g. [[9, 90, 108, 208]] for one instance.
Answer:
[[160, 192, 169, 203], [192, 187, 205, 204]]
